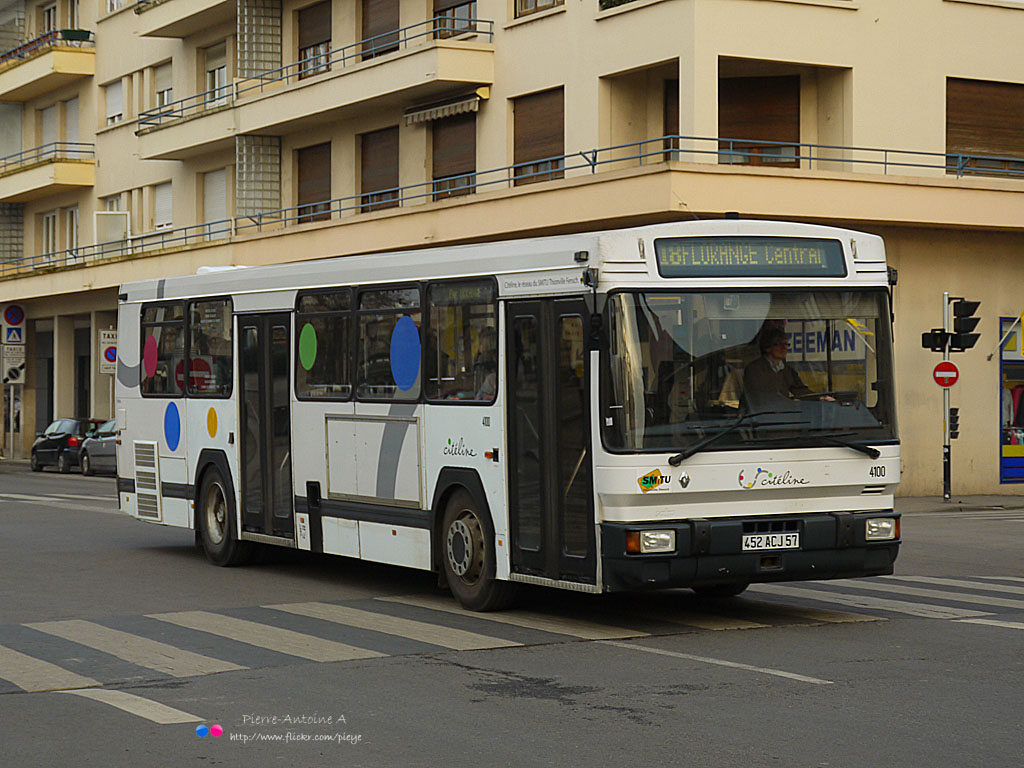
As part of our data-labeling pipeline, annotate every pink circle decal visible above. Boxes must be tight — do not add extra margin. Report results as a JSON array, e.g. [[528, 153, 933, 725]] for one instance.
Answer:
[[210, 724, 223, 737], [143, 335, 158, 378]]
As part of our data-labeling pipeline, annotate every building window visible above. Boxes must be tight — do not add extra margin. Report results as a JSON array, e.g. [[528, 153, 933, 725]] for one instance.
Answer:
[[204, 43, 229, 107], [434, 0, 476, 38], [41, 3, 57, 33], [104, 195, 121, 211], [105, 80, 123, 126], [432, 112, 476, 199], [298, 2, 331, 79], [64, 205, 78, 255], [39, 104, 56, 148], [515, 0, 562, 19], [63, 97, 78, 147], [153, 182, 172, 230], [718, 75, 800, 167], [360, 127, 399, 212], [106, 0, 123, 12], [68, 0, 79, 30], [202, 169, 228, 238], [361, 0, 399, 60], [40, 210, 57, 253], [296, 143, 331, 222], [154, 63, 173, 111], [947, 78, 1024, 178], [513, 88, 564, 185], [663, 79, 679, 158]]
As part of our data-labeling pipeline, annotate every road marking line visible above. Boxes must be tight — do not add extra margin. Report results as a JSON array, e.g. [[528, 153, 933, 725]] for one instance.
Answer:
[[956, 617, 1024, 631], [744, 602, 880, 625], [25, 620, 245, 678], [971, 576, 1024, 583], [49, 494, 117, 502], [268, 602, 521, 651], [379, 594, 647, 640], [603, 641, 833, 685], [883, 575, 1024, 596], [59, 688, 203, 724], [0, 644, 100, 692], [747, 584, 991, 619], [651, 612, 771, 631], [831, 579, 1024, 610], [148, 611, 385, 662]]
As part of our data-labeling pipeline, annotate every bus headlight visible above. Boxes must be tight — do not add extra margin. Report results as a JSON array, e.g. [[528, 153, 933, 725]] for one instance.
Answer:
[[640, 530, 676, 553], [865, 518, 898, 541]]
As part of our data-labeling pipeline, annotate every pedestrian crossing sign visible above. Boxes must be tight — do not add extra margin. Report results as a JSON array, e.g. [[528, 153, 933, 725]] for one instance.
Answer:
[[5, 327, 21, 343]]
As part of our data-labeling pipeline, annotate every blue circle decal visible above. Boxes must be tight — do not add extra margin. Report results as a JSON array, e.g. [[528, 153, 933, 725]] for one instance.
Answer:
[[390, 315, 420, 392], [164, 402, 181, 451]]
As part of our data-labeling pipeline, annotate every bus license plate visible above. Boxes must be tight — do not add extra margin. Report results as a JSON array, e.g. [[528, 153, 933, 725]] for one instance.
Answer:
[[742, 533, 800, 551]]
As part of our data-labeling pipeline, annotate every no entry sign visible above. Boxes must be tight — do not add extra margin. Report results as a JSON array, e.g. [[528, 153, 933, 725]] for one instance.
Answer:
[[933, 360, 960, 388]]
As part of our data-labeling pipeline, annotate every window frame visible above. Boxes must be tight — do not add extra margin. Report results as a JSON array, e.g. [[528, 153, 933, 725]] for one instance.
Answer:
[[294, 287, 354, 402], [140, 300, 186, 399], [423, 277, 499, 406], [186, 297, 234, 399], [140, 297, 234, 399], [354, 282, 423, 403]]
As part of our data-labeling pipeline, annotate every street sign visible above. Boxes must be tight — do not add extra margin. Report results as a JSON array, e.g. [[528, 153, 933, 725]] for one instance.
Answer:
[[2, 343, 24, 384], [99, 329, 118, 374], [933, 360, 959, 388], [3, 305, 24, 327], [5, 327, 21, 343]]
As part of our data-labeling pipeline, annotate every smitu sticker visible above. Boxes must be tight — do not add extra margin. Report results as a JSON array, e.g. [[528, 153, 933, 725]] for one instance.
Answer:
[[637, 468, 671, 493]]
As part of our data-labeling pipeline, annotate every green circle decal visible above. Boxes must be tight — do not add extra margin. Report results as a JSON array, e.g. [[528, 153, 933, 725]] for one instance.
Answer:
[[299, 322, 318, 370]]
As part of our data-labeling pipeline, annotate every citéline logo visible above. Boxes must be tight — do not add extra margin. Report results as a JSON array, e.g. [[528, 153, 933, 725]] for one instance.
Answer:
[[196, 724, 224, 738]]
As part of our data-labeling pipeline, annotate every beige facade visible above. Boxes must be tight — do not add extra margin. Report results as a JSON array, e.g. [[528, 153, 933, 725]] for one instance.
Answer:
[[0, 0, 1022, 495]]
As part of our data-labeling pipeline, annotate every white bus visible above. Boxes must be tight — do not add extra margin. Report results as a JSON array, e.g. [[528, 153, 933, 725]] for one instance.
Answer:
[[115, 219, 901, 610]]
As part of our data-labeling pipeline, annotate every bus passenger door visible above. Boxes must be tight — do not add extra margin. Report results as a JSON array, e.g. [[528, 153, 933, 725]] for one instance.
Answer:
[[238, 313, 294, 539], [506, 299, 595, 585]]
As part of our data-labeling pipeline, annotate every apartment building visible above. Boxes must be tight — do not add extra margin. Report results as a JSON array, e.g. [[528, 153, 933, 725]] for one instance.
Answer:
[[0, 0, 1021, 494]]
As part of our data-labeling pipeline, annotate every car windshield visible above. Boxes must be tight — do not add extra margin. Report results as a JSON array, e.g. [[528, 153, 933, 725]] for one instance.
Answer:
[[601, 289, 898, 453]]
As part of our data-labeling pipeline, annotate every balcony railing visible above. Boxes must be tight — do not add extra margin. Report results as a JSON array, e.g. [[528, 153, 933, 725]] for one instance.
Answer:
[[4, 134, 1022, 278], [0, 29, 93, 67], [0, 142, 94, 174], [138, 16, 494, 128]]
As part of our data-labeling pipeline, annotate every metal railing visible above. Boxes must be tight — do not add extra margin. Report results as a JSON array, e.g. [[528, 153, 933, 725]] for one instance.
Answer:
[[0, 29, 94, 67], [0, 142, 94, 174], [138, 16, 493, 128], [4, 134, 1022, 278]]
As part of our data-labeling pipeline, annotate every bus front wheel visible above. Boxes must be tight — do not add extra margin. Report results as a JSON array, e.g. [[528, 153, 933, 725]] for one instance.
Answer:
[[198, 467, 252, 567], [441, 490, 516, 612]]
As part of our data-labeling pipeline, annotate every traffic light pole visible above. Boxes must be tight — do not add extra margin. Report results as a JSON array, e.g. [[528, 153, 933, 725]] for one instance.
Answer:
[[943, 291, 951, 502]]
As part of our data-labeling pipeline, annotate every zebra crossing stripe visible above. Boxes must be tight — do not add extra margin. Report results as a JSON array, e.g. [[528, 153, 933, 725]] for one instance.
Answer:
[[831, 579, 1024, 610], [25, 620, 245, 678], [148, 611, 386, 662], [0, 643, 100, 692], [378, 594, 647, 640], [653, 612, 771, 631], [267, 602, 521, 651], [59, 688, 203, 724], [747, 584, 992, 619], [956, 617, 1024, 631], [883, 575, 1024, 596]]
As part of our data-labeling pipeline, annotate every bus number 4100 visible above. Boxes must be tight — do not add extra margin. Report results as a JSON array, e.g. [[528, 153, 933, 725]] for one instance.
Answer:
[[869, 466, 886, 478]]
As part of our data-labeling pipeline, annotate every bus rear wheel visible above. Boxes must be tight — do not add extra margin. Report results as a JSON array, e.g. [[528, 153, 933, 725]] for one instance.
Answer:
[[198, 467, 252, 567], [441, 489, 516, 612]]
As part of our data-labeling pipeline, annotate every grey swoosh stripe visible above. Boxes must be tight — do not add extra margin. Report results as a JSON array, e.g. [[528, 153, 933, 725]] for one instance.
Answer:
[[376, 403, 417, 499]]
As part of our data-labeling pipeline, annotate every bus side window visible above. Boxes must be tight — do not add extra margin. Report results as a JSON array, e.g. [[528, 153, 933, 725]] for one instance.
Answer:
[[295, 289, 352, 400], [188, 298, 233, 397], [425, 279, 497, 403], [140, 302, 185, 397]]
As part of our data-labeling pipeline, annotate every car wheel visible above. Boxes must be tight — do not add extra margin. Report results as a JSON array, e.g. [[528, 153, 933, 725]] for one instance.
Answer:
[[57, 453, 71, 474], [81, 451, 93, 476], [198, 467, 253, 567], [30, 451, 41, 472], [441, 489, 517, 612]]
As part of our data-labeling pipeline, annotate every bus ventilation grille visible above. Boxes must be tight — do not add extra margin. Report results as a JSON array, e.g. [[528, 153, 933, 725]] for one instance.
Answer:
[[134, 441, 162, 520], [861, 485, 886, 495]]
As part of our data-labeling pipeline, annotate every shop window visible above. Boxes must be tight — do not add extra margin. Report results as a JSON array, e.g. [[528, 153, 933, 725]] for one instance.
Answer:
[[1000, 317, 1024, 482], [188, 299, 233, 396], [357, 287, 421, 400], [296, 290, 352, 399], [141, 303, 185, 397], [718, 75, 800, 167], [425, 280, 496, 402]]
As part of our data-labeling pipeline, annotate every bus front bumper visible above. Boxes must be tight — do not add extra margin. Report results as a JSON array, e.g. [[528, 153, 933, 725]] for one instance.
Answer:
[[600, 511, 900, 593]]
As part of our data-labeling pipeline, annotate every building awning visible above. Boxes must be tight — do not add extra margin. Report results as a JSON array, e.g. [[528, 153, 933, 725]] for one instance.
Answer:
[[404, 88, 489, 125]]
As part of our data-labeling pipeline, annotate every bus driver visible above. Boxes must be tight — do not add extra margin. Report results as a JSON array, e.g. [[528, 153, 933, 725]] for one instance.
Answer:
[[743, 327, 835, 403]]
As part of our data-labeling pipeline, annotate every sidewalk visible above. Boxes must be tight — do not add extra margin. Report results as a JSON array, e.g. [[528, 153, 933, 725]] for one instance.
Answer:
[[896, 495, 1024, 514]]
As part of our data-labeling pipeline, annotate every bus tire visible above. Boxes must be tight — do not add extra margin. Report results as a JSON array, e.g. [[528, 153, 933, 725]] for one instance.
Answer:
[[441, 489, 516, 612], [198, 467, 252, 567], [692, 582, 749, 599]]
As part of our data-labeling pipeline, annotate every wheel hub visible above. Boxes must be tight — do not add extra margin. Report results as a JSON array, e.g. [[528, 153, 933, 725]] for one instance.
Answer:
[[205, 487, 226, 546], [447, 519, 473, 577]]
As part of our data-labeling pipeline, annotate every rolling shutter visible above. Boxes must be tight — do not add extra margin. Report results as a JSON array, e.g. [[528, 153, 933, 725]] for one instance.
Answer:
[[718, 75, 799, 166], [947, 78, 1024, 159], [361, 127, 398, 210], [105, 80, 122, 123], [203, 169, 227, 222], [513, 88, 564, 184], [41, 105, 56, 147], [154, 182, 172, 229], [297, 142, 331, 221], [64, 98, 78, 144], [432, 113, 475, 180], [299, 1, 331, 48], [361, 0, 398, 58]]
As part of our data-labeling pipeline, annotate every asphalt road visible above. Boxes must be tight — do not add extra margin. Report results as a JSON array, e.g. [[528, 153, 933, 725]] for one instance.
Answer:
[[0, 463, 1021, 767]]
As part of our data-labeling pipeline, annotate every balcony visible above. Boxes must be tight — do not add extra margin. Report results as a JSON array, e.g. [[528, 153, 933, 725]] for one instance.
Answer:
[[0, 30, 94, 102], [136, 17, 494, 161], [134, 0, 235, 38], [0, 142, 95, 202]]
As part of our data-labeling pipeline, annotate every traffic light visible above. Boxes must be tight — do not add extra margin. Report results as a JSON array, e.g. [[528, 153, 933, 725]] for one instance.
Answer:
[[921, 329, 949, 352], [949, 407, 960, 440], [949, 299, 981, 351]]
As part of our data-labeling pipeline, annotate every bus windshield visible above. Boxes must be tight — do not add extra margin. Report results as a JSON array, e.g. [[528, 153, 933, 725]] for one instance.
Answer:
[[601, 289, 897, 453]]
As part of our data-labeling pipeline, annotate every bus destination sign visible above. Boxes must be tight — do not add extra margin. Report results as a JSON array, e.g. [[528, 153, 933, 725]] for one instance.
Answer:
[[654, 237, 847, 278]]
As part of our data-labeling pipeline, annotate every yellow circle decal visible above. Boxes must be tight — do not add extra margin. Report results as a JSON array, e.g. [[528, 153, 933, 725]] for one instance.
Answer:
[[207, 407, 218, 438]]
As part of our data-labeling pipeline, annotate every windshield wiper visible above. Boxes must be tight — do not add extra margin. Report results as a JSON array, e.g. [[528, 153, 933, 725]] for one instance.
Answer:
[[667, 411, 807, 466], [751, 431, 882, 460]]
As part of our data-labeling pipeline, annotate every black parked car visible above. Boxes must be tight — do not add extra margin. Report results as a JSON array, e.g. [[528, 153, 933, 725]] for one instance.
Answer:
[[80, 419, 117, 476], [31, 417, 105, 473]]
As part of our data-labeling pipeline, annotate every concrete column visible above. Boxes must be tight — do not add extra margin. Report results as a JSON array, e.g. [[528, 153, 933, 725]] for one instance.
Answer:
[[90, 311, 118, 420], [53, 315, 74, 418]]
